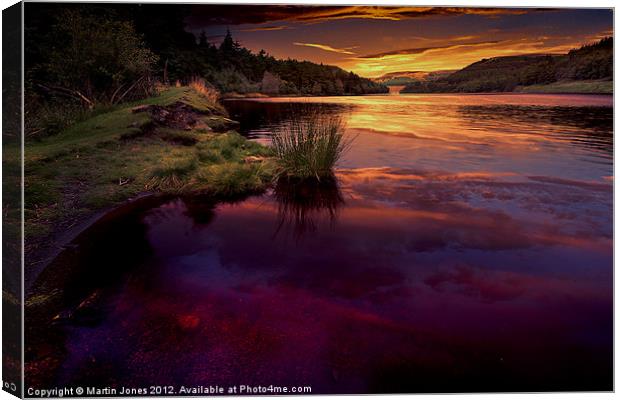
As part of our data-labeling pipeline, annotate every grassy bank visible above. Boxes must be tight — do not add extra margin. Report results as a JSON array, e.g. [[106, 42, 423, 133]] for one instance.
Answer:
[[515, 79, 613, 94], [21, 86, 275, 263]]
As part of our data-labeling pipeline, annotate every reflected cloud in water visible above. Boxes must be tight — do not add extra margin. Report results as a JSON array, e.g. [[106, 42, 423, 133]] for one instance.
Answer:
[[225, 94, 613, 181], [27, 94, 613, 392], [455, 105, 613, 159]]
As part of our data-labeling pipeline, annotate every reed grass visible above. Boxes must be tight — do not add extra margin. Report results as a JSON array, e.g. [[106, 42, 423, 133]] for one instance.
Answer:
[[271, 113, 350, 180], [189, 77, 220, 104], [274, 176, 344, 238]]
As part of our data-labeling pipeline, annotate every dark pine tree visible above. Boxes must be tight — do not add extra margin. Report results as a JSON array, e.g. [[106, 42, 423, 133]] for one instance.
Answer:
[[198, 30, 208, 48], [220, 28, 235, 53]]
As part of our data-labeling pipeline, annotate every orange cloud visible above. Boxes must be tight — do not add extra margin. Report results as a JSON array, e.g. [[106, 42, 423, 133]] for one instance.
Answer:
[[294, 42, 357, 55], [586, 29, 614, 42], [401, 35, 483, 46], [343, 38, 585, 77], [357, 41, 500, 59], [240, 25, 292, 32]]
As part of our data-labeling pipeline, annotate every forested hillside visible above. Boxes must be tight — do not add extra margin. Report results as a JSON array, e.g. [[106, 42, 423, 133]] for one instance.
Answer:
[[24, 4, 386, 137], [402, 37, 612, 93], [189, 30, 388, 96], [373, 70, 455, 86]]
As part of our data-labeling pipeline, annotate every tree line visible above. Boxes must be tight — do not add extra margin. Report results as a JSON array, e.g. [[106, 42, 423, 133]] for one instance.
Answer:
[[24, 3, 386, 134]]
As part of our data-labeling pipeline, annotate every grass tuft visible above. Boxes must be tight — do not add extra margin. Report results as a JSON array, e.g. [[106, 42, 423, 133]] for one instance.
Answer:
[[147, 155, 198, 190], [192, 162, 271, 197], [271, 113, 351, 180], [189, 77, 220, 104]]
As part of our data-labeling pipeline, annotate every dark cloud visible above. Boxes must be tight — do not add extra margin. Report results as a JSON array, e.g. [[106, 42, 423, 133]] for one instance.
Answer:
[[185, 5, 547, 29]]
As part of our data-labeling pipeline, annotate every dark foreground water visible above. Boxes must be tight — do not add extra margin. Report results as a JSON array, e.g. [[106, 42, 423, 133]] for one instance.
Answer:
[[26, 94, 613, 393]]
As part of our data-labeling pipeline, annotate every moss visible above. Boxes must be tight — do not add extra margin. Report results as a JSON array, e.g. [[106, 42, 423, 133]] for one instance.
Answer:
[[25, 178, 61, 207], [192, 162, 274, 197], [147, 154, 199, 191], [157, 129, 200, 146], [24, 86, 275, 250]]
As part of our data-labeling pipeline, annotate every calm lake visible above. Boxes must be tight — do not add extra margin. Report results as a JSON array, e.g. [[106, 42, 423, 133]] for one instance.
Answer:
[[27, 94, 613, 393]]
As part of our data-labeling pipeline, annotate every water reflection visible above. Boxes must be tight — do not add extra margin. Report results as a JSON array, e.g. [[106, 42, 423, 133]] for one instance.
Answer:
[[456, 105, 613, 158], [225, 94, 613, 181], [225, 101, 351, 145], [26, 94, 613, 393], [25, 173, 612, 392], [273, 176, 344, 239]]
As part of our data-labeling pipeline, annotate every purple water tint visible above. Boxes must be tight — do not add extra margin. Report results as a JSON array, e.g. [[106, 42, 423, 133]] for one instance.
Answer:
[[26, 93, 613, 393]]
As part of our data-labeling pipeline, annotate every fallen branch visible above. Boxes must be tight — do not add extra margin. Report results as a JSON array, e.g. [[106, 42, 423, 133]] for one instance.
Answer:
[[36, 83, 95, 108], [110, 83, 126, 105], [114, 76, 145, 104]]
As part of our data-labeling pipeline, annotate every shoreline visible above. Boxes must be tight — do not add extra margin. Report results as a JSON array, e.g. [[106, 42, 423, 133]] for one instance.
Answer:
[[224, 91, 614, 99], [24, 87, 276, 292], [24, 192, 159, 292]]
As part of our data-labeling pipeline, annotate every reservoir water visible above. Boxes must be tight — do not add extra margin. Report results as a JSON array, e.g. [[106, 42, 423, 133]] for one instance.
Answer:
[[27, 94, 613, 393]]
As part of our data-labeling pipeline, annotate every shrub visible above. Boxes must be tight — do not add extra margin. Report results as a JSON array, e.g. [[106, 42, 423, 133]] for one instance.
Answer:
[[35, 9, 157, 106], [26, 102, 88, 138], [271, 113, 350, 180]]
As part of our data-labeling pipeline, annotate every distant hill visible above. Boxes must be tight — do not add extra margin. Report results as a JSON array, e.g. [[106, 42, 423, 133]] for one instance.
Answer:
[[402, 37, 612, 93], [373, 70, 455, 86]]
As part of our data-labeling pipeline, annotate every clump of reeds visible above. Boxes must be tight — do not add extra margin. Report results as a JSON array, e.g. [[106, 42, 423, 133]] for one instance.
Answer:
[[189, 77, 220, 104], [271, 113, 350, 180]]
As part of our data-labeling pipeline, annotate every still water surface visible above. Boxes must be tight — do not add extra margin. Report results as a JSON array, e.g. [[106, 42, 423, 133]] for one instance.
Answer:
[[27, 94, 612, 393]]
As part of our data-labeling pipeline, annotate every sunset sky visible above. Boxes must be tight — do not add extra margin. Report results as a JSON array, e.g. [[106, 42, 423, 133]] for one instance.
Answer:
[[185, 6, 613, 77]]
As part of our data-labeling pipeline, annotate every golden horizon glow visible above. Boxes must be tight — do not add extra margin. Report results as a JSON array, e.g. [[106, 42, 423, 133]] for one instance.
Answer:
[[341, 38, 600, 77], [193, 7, 613, 78]]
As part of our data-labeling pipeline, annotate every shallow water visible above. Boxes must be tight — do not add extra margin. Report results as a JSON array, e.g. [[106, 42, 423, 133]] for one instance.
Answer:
[[27, 94, 612, 393]]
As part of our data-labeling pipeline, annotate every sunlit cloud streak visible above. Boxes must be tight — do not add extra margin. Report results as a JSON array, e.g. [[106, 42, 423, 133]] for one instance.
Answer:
[[586, 29, 614, 42], [357, 41, 500, 59], [239, 25, 292, 32], [294, 42, 357, 55]]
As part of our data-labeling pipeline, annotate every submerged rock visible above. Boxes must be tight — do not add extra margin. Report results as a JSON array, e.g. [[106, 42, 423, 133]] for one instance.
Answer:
[[207, 116, 240, 133]]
